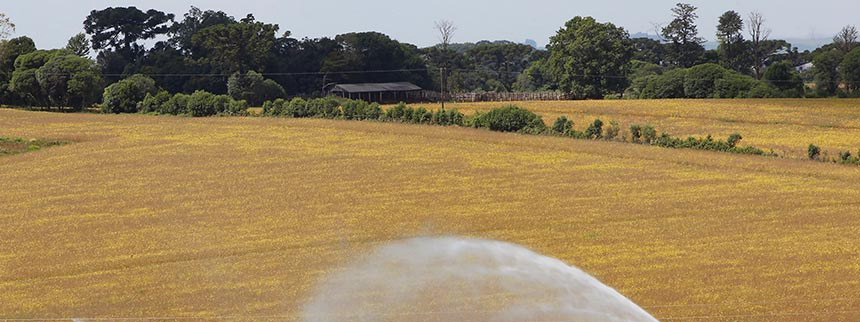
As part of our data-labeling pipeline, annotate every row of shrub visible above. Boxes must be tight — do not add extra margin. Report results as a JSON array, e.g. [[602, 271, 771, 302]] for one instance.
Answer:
[[625, 62, 804, 99], [135, 90, 248, 116], [458, 104, 769, 156], [262, 98, 466, 126], [101, 74, 248, 116], [808, 144, 860, 165]]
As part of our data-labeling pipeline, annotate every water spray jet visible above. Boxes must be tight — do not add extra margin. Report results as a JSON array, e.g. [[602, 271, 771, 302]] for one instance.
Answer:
[[302, 236, 656, 322]]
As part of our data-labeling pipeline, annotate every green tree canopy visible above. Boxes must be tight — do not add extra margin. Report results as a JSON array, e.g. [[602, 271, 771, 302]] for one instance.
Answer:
[[813, 49, 844, 96], [36, 54, 103, 110], [102, 74, 157, 113], [716, 11, 749, 73], [65, 33, 91, 57], [323, 32, 430, 87], [763, 61, 804, 95], [544, 16, 634, 98], [192, 14, 278, 73], [169, 6, 236, 57], [840, 48, 860, 94], [84, 7, 174, 57], [662, 3, 705, 67]]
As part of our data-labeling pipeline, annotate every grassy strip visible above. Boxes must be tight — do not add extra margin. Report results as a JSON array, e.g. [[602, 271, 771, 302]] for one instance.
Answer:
[[0, 137, 68, 156]]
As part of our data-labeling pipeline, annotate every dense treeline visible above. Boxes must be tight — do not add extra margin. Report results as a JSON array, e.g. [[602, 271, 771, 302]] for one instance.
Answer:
[[1, 3, 859, 111]]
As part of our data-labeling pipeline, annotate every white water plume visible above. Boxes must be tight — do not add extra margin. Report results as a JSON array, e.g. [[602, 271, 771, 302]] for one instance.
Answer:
[[302, 236, 656, 322]]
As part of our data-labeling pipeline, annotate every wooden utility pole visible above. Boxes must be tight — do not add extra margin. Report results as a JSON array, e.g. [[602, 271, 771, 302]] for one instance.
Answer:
[[440, 67, 445, 109]]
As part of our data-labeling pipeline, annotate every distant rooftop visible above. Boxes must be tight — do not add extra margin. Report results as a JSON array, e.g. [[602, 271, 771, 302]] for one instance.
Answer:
[[330, 82, 422, 93]]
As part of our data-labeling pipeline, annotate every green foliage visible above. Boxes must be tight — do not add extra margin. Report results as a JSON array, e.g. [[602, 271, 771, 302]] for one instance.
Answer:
[[808, 144, 821, 160], [638, 69, 687, 99], [652, 132, 767, 155], [662, 3, 706, 67], [544, 16, 634, 98], [642, 125, 657, 144], [714, 73, 757, 98], [101, 74, 157, 113], [138, 91, 171, 114], [163, 93, 190, 115], [84, 7, 174, 57], [763, 61, 804, 96], [634, 64, 768, 99], [227, 71, 285, 106], [727, 133, 742, 148], [192, 16, 279, 74], [8, 49, 66, 106], [716, 11, 749, 73], [65, 33, 91, 57], [469, 105, 545, 133], [287, 97, 310, 117], [684, 63, 727, 98], [341, 99, 382, 120], [551, 116, 573, 135], [840, 48, 860, 94], [307, 97, 341, 118], [605, 121, 620, 140], [186, 90, 217, 117], [36, 54, 103, 110], [0, 136, 68, 156], [630, 124, 642, 143], [585, 119, 604, 139], [813, 49, 843, 96]]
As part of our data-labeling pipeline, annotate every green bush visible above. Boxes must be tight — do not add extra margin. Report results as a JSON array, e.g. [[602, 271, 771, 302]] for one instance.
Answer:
[[585, 119, 604, 139], [163, 93, 190, 115], [227, 71, 285, 106], [630, 125, 642, 143], [187, 90, 217, 117], [341, 100, 382, 120], [307, 97, 341, 118], [287, 97, 309, 117], [763, 61, 804, 97], [639, 69, 687, 99], [808, 144, 821, 160], [684, 63, 727, 98], [642, 125, 657, 144], [138, 91, 171, 114], [727, 133, 742, 148], [210, 95, 232, 115], [471, 105, 545, 133], [102, 74, 157, 114], [748, 83, 778, 98], [605, 121, 620, 140], [714, 73, 757, 98], [552, 116, 573, 135]]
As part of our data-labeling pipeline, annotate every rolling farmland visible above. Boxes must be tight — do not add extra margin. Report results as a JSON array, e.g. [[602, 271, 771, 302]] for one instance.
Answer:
[[408, 99, 860, 159], [2, 100, 860, 321]]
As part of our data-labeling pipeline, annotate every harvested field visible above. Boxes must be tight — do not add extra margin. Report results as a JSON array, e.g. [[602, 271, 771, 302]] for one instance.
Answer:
[[1, 106, 860, 321], [406, 99, 860, 159]]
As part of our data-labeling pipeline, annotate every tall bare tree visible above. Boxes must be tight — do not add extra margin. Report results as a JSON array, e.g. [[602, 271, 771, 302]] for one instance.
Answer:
[[435, 20, 457, 50], [0, 13, 15, 40], [434, 20, 457, 106], [834, 25, 859, 53], [748, 12, 771, 79]]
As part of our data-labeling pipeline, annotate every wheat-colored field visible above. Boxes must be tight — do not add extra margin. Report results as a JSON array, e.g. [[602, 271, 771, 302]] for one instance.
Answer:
[[408, 99, 860, 159], [1, 103, 860, 321]]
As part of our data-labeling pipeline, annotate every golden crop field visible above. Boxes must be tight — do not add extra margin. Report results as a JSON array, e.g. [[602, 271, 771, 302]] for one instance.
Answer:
[[408, 99, 860, 159], [1, 102, 860, 321]]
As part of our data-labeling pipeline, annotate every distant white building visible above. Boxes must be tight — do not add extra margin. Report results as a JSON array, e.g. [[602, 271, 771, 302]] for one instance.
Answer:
[[796, 62, 814, 73]]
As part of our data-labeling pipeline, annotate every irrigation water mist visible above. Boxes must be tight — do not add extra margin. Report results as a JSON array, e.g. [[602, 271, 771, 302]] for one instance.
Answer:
[[302, 236, 656, 322]]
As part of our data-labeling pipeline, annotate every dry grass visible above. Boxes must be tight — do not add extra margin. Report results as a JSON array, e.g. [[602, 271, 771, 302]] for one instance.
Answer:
[[2, 106, 860, 321], [406, 99, 860, 159]]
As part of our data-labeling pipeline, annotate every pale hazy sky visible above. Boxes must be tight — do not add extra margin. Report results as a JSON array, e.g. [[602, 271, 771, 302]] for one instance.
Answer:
[[1, 0, 856, 49]]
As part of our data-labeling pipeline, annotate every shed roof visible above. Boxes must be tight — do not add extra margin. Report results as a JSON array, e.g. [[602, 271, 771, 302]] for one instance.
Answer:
[[330, 82, 422, 93]]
